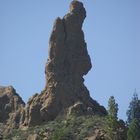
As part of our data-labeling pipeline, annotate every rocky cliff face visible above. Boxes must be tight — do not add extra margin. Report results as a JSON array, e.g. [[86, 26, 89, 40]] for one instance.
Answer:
[[0, 1, 128, 139], [0, 86, 25, 132], [22, 0, 106, 127], [0, 0, 107, 131]]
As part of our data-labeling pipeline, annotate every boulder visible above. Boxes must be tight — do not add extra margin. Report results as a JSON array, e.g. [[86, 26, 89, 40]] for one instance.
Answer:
[[27, 134, 39, 140]]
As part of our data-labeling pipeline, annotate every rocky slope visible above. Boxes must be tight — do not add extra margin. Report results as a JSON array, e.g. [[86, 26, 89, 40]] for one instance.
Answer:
[[3, 115, 127, 140]]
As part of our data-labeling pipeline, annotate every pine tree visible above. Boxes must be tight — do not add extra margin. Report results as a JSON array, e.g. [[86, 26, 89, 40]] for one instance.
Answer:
[[108, 96, 118, 120], [106, 96, 119, 140], [126, 90, 140, 125], [127, 118, 140, 140]]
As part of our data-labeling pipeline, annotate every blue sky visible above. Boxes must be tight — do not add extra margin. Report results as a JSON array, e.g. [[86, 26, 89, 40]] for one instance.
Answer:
[[0, 0, 140, 120]]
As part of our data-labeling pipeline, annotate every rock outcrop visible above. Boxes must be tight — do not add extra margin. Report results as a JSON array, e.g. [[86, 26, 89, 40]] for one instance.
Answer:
[[0, 86, 25, 132], [0, 1, 128, 139], [22, 0, 107, 127], [27, 134, 39, 140]]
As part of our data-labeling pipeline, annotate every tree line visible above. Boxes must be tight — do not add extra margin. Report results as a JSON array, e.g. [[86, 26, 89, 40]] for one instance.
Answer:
[[106, 90, 140, 140]]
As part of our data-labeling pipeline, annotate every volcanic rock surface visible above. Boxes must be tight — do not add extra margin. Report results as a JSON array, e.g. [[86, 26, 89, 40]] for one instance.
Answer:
[[0, 1, 107, 130], [0, 86, 25, 132], [22, 0, 107, 127]]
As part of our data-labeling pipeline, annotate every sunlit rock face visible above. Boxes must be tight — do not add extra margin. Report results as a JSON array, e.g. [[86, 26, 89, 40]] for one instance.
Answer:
[[22, 0, 107, 127], [0, 86, 25, 132]]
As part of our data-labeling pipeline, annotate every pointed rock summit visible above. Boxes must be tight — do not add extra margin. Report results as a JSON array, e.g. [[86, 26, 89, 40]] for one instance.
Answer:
[[0, 86, 25, 132], [22, 0, 106, 126]]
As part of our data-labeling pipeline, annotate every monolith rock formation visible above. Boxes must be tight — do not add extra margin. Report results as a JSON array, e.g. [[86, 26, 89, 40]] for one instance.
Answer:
[[0, 1, 107, 133], [0, 1, 128, 139], [22, 0, 106, 127]]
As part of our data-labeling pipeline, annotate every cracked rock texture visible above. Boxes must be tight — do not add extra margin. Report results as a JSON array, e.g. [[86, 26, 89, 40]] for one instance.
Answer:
[[0, 1, 107, 130], [0, 86, 25, 132], [22, 0, 107, 127]]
